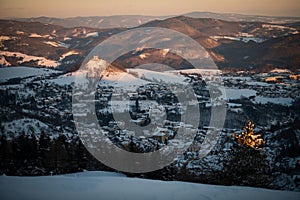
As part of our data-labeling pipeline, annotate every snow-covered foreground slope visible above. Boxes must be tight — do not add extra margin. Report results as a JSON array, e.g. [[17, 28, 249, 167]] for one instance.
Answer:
[[0, 171, 298, 200]]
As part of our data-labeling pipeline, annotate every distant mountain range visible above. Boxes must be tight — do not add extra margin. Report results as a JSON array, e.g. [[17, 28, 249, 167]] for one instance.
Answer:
[[13, 15, 170, 29], [184, 12, 300, 24], [13, 12, 300, 29], [0, 13, 300, 72]]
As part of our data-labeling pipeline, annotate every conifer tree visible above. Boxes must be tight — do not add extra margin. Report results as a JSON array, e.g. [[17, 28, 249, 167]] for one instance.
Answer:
[[232, 119, 264, 148]]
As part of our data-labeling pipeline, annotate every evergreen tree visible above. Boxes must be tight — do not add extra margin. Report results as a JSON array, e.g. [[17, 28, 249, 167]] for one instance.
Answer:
[[232, 119, 264, 149], [49, 135, 68, 174], [38, 131, 51, 171]]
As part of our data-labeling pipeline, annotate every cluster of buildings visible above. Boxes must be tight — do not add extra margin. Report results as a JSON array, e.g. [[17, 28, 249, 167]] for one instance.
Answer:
[[223, 68, 300, 100]]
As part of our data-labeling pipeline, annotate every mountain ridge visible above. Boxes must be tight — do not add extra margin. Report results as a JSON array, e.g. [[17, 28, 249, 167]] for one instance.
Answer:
[[0, 15, 299, 72], [10, 12, 300, 30]]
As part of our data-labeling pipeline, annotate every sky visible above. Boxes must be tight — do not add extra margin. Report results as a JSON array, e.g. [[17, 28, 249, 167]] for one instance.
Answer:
[[0, 0, 300, 18]]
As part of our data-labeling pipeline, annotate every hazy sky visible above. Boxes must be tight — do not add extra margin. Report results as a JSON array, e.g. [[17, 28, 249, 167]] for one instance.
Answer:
[[1, 0, 300, 18]]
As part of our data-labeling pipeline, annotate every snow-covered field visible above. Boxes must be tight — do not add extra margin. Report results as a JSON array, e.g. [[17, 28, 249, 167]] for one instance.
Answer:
[[48, 71, 89, 85], [127, 69, 187, 83], [225, 88, 257, 99], [254, 96, 294, 106], [0, 67, 61, 83], [0, 171, 298, 200]]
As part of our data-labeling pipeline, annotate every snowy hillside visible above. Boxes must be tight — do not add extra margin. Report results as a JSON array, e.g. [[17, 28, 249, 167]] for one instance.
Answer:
[[0, 171, 298, 200], [0, 67, 62, 83], [0, 51, 59, 67]]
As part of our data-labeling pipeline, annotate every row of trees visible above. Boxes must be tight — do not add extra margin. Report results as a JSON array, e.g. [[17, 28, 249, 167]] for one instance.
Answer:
[[0, 132, 110, 176]]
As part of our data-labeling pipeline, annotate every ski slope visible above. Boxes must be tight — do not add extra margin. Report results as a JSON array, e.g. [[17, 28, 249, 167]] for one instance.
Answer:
[[0, 171, 298, 200]]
